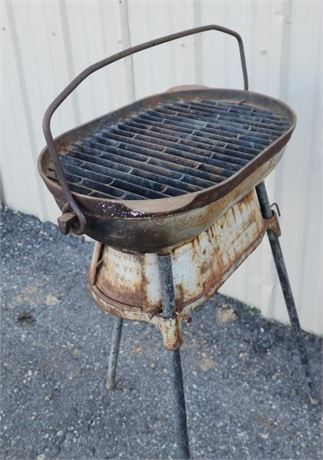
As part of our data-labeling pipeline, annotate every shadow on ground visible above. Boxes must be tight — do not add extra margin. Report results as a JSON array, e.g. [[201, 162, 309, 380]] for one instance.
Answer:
[[0, 208, 322, 460]]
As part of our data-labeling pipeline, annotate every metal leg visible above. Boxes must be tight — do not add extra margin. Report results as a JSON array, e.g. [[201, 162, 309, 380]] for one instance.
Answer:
[[158, 255, 190, 459], [106, 317, 123, 390], [170, 349, 190, 459], [256, 182, 317, 404]]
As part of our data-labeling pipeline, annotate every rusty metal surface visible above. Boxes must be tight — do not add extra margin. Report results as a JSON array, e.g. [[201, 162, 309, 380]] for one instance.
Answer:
[[38, 24, 295, 255], [54, 149, 282, 252], [89, 189, 280, 349], [40, 25, 249, 235], [38, 87, 292, 252]]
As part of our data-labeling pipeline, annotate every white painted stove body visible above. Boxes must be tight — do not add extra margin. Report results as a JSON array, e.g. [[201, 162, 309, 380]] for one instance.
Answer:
[[90, 189, 280, 349]]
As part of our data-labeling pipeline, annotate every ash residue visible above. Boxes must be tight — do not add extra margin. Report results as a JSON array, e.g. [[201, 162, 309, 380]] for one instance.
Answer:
[[97, 201, 145, 218]]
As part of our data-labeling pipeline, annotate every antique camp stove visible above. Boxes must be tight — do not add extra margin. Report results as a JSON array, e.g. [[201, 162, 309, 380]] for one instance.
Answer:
[[38, 25, 316, 459]]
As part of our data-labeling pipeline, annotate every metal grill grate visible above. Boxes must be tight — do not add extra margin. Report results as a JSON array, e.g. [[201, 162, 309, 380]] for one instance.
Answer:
[[48, 99, 290, 200]]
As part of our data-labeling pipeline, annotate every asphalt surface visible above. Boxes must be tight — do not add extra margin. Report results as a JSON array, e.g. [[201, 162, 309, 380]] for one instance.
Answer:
[[0, 207, 322, 460]]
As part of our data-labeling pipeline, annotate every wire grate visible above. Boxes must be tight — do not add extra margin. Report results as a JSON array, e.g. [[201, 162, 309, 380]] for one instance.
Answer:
[[48, 98, 290, 200]]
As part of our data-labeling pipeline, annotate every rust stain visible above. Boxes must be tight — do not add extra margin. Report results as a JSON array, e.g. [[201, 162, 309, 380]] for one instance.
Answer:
[[208, 226, 215, 239], [88, 241, 103, 285], [191, 237, 201, 252], [89, 189, 273, 349], [176, 282, 185, 306], [96, 248, 146, 308], [200, 260, 211, 275], [91, 286, 182, 350]]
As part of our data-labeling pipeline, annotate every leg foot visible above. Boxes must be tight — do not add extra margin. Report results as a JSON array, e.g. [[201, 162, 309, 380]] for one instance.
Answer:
[[106, 317, 123, 390]]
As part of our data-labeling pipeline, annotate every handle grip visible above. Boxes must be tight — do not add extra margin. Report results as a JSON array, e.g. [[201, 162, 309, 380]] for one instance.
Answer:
[[43, 24, 249, 235]]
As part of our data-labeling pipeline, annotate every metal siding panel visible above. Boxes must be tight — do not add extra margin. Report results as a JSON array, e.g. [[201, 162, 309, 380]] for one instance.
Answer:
[[218, 1, 323, 335], [2, 0, 322, 334], [126, 0, 196, 98], [2, 2, 46, 218], [62, 0, 132, 124]]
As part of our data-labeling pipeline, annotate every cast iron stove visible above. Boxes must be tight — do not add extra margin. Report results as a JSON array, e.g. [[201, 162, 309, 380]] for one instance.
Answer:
[[38, 25, 317, 459]]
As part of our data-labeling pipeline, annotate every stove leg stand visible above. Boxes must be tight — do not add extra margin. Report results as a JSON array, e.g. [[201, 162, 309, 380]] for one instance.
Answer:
[[106, 317, 123, 390], [158, 255, 190, 459], [170, 349, 190, 459], [256, 182, 317, 404]]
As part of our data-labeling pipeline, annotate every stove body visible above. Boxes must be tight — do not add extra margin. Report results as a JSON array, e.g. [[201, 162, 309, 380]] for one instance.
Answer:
[[89, 189, 280, 349], [38, 25, 316, 459]]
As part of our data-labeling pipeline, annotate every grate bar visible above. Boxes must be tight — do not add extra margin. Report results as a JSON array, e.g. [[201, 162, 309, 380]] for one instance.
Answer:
[[190, 101, 289, 131], [170, 101, 288, 136], [110, 126, 248, 167], [152, 108, 273, 145], [94, 134, 231, 179], [102, 131, 239, 174], [68, 148, 203, 195], [48, 167, 129, 199], [203, 100, 290, 123], [138, 112, 267, 150], [117, 123, 254, 163], [161, 104, 276, 140], [126, 118, 259, 155], [83, 138, 222, 187], [50, 98, 291, 200], [60, 156, 170, 199]]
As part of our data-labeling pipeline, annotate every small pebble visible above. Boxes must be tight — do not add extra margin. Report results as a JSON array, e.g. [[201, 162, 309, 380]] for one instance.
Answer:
[[56, 430, 64, 438], [36, 455, 46, 460]]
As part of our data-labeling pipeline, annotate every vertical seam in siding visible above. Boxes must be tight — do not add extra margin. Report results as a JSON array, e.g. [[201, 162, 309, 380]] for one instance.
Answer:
[[97, 2, 114, 108], [193, 0, 203, 85], [119, 0, 135, 102], [59, 0, 81, 126]]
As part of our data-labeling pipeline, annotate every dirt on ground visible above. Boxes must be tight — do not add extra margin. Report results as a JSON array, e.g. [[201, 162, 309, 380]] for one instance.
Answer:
[[1, 208, 322, 460]]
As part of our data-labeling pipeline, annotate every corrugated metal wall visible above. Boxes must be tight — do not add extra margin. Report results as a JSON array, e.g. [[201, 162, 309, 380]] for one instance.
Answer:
[[1, 0, 322, 335]]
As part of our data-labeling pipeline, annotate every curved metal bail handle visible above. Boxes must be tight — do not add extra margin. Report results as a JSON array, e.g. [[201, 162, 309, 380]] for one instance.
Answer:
[[42, 24, 249, 235]]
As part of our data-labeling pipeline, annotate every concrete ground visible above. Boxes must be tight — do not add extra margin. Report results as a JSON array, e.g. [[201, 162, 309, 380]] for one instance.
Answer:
[[0, 207, 322, 460]]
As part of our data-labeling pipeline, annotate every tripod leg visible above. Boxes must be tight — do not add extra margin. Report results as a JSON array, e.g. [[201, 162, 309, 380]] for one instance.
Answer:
[[158, 254, 190, 459], [256, 182, 317, 404], [106, 317, 123, 390]]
